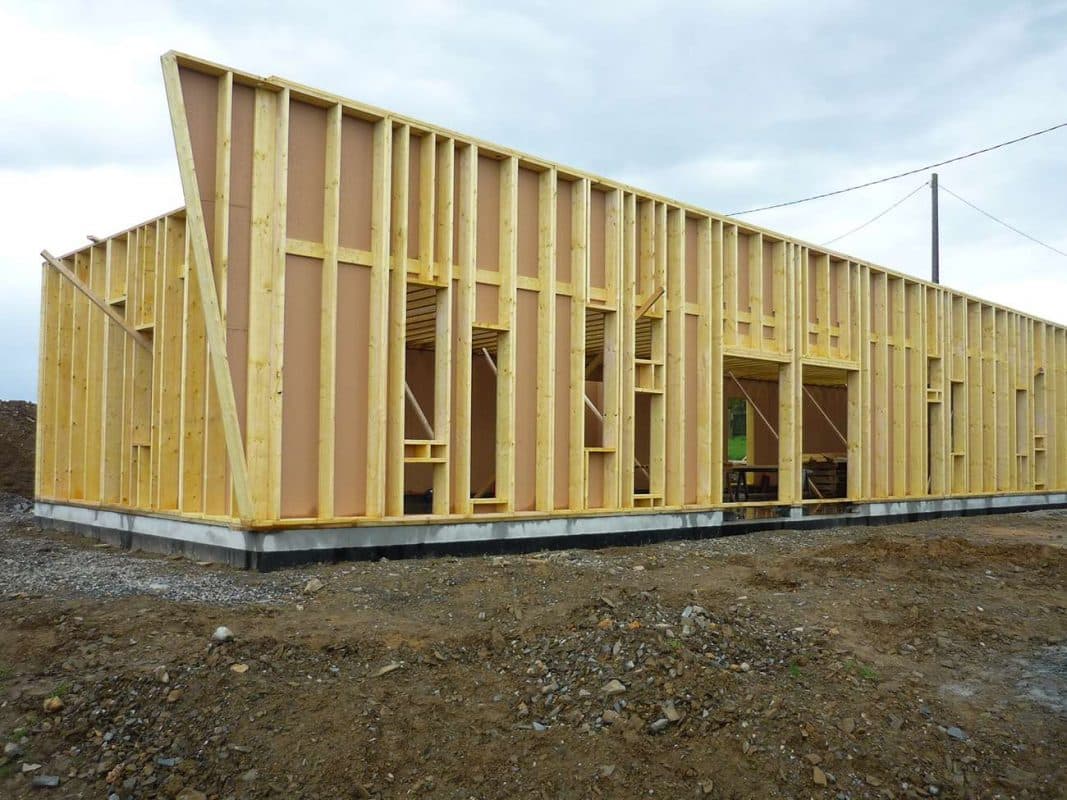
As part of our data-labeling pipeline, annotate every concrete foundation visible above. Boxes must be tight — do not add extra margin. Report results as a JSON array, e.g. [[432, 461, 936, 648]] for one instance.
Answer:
[[35, 492, 1067, 571]]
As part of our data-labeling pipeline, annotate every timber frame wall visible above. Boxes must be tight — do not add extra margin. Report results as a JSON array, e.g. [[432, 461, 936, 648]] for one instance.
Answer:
[[35, 51, 1067, 530]]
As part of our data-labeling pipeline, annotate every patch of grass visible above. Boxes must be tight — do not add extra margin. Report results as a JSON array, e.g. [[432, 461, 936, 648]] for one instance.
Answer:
[[0, 664, 12, 683], [666, 638, 682, 652], [0, 761, 17, 779], [844, 659, 879, 683], [727, 434, 747, 461], [788, 662, 802, 678], [51, 680, 71, 698]]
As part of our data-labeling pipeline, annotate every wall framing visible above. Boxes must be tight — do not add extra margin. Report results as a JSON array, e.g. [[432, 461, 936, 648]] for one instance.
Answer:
[[35, 51, 1067, 540]]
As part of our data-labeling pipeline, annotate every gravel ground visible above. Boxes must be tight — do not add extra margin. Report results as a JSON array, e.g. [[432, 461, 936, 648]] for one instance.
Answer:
[[0, 510, 298, 605], [0, 506, 1064, 798]]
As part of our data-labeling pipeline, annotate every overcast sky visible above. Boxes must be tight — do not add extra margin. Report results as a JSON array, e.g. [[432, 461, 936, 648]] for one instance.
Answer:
[[2, 0, 1065, 401]]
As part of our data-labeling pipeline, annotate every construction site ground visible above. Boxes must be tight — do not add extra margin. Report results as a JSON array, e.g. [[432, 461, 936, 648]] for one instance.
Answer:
[[0, 503, 1064, 800]]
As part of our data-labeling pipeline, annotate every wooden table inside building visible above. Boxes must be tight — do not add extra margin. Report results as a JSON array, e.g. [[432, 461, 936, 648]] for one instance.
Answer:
[[724, 464, 779, 502]]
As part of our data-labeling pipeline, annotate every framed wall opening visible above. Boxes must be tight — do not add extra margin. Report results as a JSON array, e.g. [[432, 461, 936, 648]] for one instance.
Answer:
[[582, 308, 615, 509], [402, 283, 449, 515], [469, 324, 503, 510], [722, 356, 782, 504], [801, 364, 850, 503]]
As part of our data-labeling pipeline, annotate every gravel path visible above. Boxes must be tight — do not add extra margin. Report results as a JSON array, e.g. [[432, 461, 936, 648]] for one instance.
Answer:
[[0, 510, 298, 605]]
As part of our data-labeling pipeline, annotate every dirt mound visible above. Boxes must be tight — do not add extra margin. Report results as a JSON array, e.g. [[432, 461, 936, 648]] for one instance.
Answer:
[[0, 400, 35, 499], [1, 511, 1065, 798], [799, 533, 1064, 574]]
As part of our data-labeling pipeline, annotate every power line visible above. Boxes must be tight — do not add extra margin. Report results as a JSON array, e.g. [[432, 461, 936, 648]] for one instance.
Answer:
[[729, 121, 1067, 216], [821, 180, 928, 246], [938, 183, 1067, 259]]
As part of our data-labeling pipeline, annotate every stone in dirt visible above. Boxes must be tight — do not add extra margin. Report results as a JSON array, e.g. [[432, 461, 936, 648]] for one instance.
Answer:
[[812, 766, 827, 786], [303, 578, 324, 594], [601, 679, 626, 695], [31, 774, 61, 788], [663, 700, 682, 722], [372, 662, 403, 677], [211, 626, 234, 643], [946, 726, 967, 740], [42, 696, 63, 713], [649, 718, 669, 733], [176, 790, 207, 800], [230, 663, 249, 674]]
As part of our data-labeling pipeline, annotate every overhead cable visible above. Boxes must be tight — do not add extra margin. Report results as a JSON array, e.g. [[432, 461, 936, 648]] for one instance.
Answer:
[[821, 180, 928, 246], [938, 183, 1067, 259], [729, 121, 1067, 216]]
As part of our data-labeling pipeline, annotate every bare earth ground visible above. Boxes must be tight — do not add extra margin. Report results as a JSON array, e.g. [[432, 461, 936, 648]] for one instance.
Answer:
[[0, 400, 36, 499], [0, 509, 1063, 799]]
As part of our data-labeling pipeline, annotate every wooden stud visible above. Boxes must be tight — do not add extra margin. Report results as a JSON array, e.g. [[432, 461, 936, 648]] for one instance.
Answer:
[[496, 156, 518, 509], [365, 117, 393, 517], [450, 143, 476, 514], [535, 167, 557, 511], [386, 123, 410, 517], [318, 103, 342, 519], [431, 137, 454, 516], [568, 178, 589, 510], [665, 208, 685, 506]]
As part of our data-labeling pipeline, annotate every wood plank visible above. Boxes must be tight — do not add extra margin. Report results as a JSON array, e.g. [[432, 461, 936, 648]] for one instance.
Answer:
[[535, 167, 557, 511], [41, 251, 152, 353], [365, 117, 393, 517], [496, 156, 518, 509], [161, 53, 254, 521], [246, 85, 288, 521], [665, 207, 685, 506], [450, 143, 476, 513], [318, 102, 342, 518], [386, 123, 410, 517], [568, 178, 589, 510]]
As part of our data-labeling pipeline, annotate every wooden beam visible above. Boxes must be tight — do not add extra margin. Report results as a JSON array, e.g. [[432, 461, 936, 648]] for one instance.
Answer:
[[245, 84, 289, 522], [386, 123, 410, 517], [432, 137, 454, 516], [365, 117, 392, 517], [160, 53, 254, 521], [535, 166, 557, 512], [41, 251, 152, 353], [611, 189, 630, 509], [450, 143, 476, 514], [568, 178, 589, 511], [664, 207, 685, 506], [318, 102, 342, 519], [496, 155, 518, 509], [636, 284, 665, 320]]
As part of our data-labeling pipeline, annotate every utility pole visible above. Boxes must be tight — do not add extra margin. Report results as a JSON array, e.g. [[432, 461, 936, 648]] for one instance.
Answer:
[[931, 172, 940, 284]]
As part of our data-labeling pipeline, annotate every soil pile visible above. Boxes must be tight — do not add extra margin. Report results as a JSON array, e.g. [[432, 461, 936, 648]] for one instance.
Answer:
[[0, 511, 1064, 798], [0, 400, 35, 499]]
